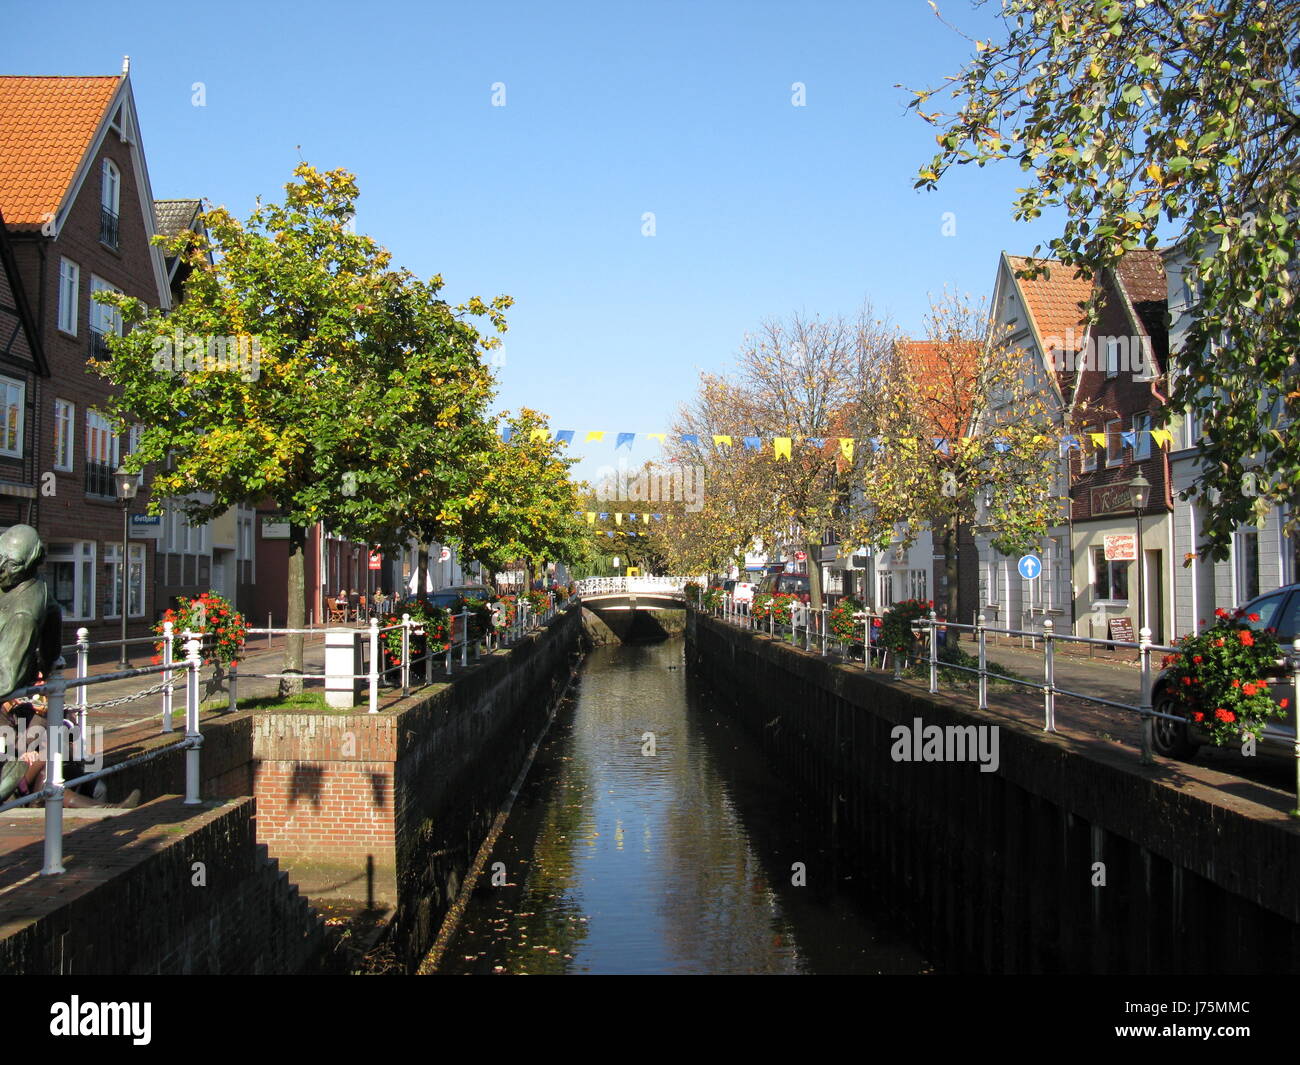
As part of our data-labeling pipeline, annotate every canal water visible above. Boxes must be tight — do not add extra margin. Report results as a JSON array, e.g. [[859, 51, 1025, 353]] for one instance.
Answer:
[[437, 637, 932, 975]]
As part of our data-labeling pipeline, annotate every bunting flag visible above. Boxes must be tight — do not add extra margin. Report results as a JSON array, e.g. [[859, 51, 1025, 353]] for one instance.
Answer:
[[993, 439, 1011, 453], [743, 436, 761, 450], [680, 434, 699, 445], [1121, 429, 1137, 449], [599, 512, 609, 520], [1151, 428, 1173, 448], [586, 430, 606, 442], [712, 435, 733, 447], [628, 513, 638, 522], [646, 433, 666, 444], [586, 512, 596, 524], [1061, 434, 1080, 450], [808, 437, 826, 449], [774, 437, 792, 461], [616, 432, 635, 449], [500, 427, 513, 442], [933, 437, 949, 455], [614, 512, 623, 525], [530, 428, 550, 442], [871, 437, 885, 453], [643, 513, 650, 524], [652, 513, 663, 521], [555, 429, 575, 444], [1089, 432, 1107, 448], [606, 531, 614, 537]]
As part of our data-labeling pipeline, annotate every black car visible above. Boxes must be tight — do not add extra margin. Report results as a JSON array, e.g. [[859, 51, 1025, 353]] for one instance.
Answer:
[[1151, 584, 1300, 759]]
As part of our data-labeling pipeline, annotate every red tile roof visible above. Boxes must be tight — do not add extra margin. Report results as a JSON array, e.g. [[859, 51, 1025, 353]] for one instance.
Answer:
[[0, 76, 121, 229], [896, 338, 981, 439], [1005, 254, 1095, 394]]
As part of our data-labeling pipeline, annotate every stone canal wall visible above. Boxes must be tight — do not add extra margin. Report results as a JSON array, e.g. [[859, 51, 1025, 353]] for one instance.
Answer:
[[688, 610, 1300, 973]]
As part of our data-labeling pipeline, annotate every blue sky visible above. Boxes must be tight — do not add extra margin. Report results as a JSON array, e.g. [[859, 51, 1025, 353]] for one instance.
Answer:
[[5, 0, 1065, 484]]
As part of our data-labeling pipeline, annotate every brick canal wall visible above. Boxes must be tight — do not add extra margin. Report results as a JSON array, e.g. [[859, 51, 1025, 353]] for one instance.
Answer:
[[0, 798, 324, 974], [688, 610, 1300, 973], [252, 604, 583, 971]]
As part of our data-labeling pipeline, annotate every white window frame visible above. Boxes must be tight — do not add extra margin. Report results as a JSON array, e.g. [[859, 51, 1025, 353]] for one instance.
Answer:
[[1132, 412, 1152, 461], [86, 409, 119, 467], [1081, 427, 1098, 472], [53, 399, 74, 471], [101, 159, 120, 216], [89, 276, 122, 339], [1091, 545, 1130, 605], [48, 541, 96, 621], [0, 376, 24, 459], [1105, 419, 1123, 467], [105, 542, 146, 618], [1105, 337, 1122, 378], [57, 258, 79, 336]]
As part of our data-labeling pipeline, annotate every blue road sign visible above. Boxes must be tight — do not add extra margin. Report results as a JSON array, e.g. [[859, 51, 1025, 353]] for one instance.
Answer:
[[1017, 554, 1042, 580]]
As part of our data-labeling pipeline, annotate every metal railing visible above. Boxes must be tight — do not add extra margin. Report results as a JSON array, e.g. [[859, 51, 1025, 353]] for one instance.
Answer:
[[99, 205, 119, 249], [0, 631, 206, 876], [575, 576, 689, 596], [697, 594, 1300, 813]]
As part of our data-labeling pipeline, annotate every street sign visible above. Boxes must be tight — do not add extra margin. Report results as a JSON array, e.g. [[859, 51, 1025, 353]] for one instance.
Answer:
[[368, 551, 382, 570], [1104, 534, 1137, 561], [1017, 554, 1042, 580], [439, 545, 451, 563], [794, 550, 807, 562]]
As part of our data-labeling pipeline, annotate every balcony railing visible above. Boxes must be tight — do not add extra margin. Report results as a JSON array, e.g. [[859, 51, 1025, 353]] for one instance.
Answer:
[[85, 458, 116, 498], [99, 205, 119, 249], [88, 328, 112, 361]]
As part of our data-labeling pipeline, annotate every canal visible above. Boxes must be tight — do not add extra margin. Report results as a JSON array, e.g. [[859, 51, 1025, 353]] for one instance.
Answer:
[[435, 636, 933, 974]]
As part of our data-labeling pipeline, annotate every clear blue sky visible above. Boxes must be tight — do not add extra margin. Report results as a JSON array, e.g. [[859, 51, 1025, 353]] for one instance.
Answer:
[[4, 0, 1064, 484]]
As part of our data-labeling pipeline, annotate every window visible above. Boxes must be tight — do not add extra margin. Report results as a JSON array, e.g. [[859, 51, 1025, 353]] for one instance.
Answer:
[[1272, 594, 1300, 642], [1092, 546, 1129, 602], [53, 400, 74, 471], [48, 542, 95, 620], [1242, 591, 1286, 633], [1132, 412, 1152, 461], [89, 276, 121, 359], [1236, 530, 1260, 603], [1105, 337, 1122, 377], [0, 377, 23, 458], [1105, 419, 1123, 467], [100, 160, 120, 248], [85, 410, 118, 497], [58, 258, 79, 335], [105, 543, 145, 617], [908, 568, 928, 603], [879, 570, 895, 607]]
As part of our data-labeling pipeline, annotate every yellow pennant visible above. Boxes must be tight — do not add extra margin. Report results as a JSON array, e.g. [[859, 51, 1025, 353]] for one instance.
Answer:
[[1150, 428, 1173, 449], [774, 437, 792, 461], [586, 430, 606, 442], [713, 435, 733, 447], [531, 428, 550, 442], [839, 437, 854, 461], [614, 512, 623, 526], [643, 513, 650, 524], [1089, 432, 1107, 448], [585, 512, 596, 524], [646, 433, 666, 444]]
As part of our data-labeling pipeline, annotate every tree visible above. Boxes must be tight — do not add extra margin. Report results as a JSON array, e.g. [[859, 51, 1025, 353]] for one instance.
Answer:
[[454, 409, 590, 585], [94, 163, 509, 692], [851, 292, 1079, 624], [909, 0, 1300, 557]]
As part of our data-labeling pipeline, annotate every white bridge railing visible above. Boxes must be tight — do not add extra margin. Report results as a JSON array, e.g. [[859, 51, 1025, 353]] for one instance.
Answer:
[[575, 576, 691, 596]]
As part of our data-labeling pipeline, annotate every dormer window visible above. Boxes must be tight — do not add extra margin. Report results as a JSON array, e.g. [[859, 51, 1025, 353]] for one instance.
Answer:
[[100, 160, 120, 249]]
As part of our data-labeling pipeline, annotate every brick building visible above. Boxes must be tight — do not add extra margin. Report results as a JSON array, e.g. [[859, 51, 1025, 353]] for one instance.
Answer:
[[0, 211, 45, 523], [0, 67, 171, 643]]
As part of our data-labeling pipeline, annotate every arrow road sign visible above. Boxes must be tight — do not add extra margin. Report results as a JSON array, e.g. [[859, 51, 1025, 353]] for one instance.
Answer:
[[1017, 554, 1042, 580]]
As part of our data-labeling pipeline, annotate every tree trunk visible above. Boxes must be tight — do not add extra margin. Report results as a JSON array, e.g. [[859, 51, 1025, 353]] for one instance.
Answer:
[[806, 544, 823, 610], [939, 517, 959, 650], [280, 523, 306, 697], [417, 541, 430, 597]]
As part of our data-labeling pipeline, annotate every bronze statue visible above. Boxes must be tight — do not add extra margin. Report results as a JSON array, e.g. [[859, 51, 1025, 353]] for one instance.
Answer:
[[0, 525, 62, 701]]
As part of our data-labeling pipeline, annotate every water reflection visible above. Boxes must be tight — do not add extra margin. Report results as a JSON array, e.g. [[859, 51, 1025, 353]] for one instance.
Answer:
[[439, 638, 930, 974]]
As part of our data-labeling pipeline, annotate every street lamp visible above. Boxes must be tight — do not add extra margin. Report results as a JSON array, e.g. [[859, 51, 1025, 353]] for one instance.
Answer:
[[1128, 471, 1151, 636], [114, 465, 139, 669]]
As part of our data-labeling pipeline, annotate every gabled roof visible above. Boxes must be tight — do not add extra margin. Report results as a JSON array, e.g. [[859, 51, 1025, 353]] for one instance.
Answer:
[[1113, 249, 1169, 370], [0, 71, 171, 310], [0, 76, 121, 229], [1001, 253, 1095, 401], [153, 198, 202, 240]]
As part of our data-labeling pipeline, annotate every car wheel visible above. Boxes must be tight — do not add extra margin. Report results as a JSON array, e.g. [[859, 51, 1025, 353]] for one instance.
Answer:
[[1151, 686, 1200, 760]]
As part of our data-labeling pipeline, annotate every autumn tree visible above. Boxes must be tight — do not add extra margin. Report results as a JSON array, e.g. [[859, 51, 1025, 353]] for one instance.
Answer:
[[909, 0, 1300, 556], [95, 163, 510, 692]]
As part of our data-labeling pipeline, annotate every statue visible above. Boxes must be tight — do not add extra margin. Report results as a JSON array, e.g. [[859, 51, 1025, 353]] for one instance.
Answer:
[[0, 525, 63, 701]]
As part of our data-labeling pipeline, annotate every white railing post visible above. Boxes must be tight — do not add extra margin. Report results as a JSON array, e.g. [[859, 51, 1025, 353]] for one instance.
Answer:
[[401, 613, 411, 696], [40, 678, 68, 875], [863, 613, 870, 669], [161, 620, 174, 733], [928, 610, 939, 694], [184, 633, 202, 805], [976, 613, 988, 711], [460, 609, 469, 667], [1043, 618, 1056, 733], [368, 617, 380, 714], [821, 607, 828, 656], [75, 626, 89, 735], [1291, 639, 1300, 818], [228, 657, 239, 712], [1138, 625, 1153, 764]]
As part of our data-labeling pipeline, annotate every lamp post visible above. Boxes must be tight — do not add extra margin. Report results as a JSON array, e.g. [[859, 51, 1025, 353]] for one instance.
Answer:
[[113, 465, 139, 669], [1128, 471, 1151, 635]]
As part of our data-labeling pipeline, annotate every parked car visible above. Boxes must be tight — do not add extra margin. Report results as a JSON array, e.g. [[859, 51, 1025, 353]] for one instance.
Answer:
[[756, 572, 811, 603], [1151, 584, 1300, 760], [722, 578, 755, 604]]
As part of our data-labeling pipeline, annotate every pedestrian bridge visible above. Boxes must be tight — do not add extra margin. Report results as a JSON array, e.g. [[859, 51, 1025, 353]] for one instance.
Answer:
[[574, 576, 690, 642]]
